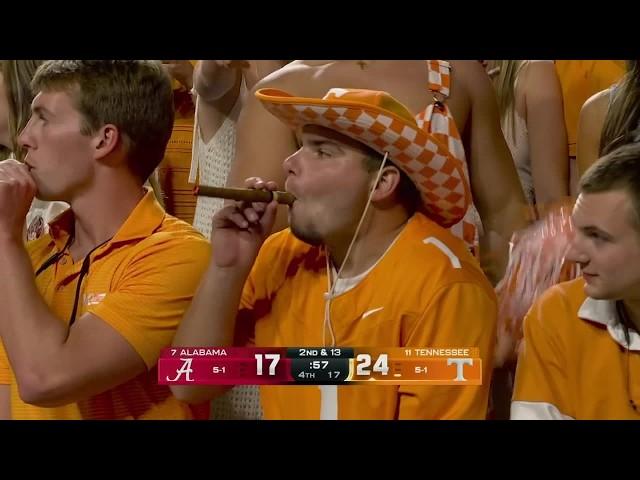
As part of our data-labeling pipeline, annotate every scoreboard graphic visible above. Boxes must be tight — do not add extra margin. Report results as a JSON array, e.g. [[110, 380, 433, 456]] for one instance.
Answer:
[[159, 347, 482, 386]]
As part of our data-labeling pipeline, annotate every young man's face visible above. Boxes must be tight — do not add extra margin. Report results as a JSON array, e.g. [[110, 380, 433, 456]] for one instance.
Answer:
[[283, 125, 378, 246], [567, 189, 640, 301], [18, 88, 96, 202]]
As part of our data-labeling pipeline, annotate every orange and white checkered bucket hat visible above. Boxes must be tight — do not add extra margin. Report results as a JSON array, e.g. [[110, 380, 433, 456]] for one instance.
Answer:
[[255, 87, 471, 228]]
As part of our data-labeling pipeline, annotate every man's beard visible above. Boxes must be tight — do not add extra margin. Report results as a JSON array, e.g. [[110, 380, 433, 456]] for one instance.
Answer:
[[290, 220, 324, 246]]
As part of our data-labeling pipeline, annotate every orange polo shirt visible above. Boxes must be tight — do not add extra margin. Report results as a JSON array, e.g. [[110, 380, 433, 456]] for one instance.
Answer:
[[0, 189, 211, 419], [512, 278, 640, 420], [236, 213, 498, 419]]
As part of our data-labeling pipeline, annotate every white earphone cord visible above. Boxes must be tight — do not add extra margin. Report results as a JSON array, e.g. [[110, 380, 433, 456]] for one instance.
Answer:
[[323, 151, 389, 346]]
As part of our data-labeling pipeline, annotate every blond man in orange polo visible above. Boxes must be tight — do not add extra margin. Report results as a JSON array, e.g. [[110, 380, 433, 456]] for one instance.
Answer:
[[172, 88, 497, 419], [0, 61, 211, 419], [512, 143, 640, 419]]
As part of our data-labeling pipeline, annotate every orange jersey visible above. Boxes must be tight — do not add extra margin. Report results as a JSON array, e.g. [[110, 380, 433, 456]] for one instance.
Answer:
[[512, 278, 640, 419], [237, 213, 497, 419], [0, 190, 211, 419], [556, 60, 626, 157]]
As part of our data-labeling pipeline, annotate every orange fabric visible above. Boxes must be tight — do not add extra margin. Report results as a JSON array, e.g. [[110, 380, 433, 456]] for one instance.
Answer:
[[494, 201, 578, 367], [416, 60, 480, 257], [513, 278, 640, 419], [158, 84, 197, 224], [556, 60, 625, 157], [0, 189, 211, 419], [237, 213, 497, 419]]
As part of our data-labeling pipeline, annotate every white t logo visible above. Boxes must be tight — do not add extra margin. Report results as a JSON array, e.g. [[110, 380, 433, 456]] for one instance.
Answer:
[[447, 358, 473, 381]]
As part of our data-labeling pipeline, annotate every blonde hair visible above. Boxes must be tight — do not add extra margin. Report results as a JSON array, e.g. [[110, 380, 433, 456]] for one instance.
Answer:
[[600, 60, 640, 155], [487, 60, 527, 136], [1, 60, 43, 160], [0, 61, 7, 159]]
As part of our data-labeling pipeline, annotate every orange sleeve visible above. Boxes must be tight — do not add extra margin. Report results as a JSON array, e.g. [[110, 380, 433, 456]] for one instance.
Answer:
[[511, 287, 572, 418], [398, 282, 497, 420], [234, 233, 285, 347], [88, 236, 211, 369], [234, 246, 267, 348]]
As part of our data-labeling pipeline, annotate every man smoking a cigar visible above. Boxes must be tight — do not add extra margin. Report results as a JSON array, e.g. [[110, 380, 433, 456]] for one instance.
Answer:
[[172, 88, 498, 420]]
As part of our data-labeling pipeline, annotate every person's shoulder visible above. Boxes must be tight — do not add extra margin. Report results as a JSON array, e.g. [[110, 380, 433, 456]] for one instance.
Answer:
[[449, 60, 485, 74], [520, 60, 558, 80], [157, 214, 208, 239], [447, 60, 494, 105], [518, 61, 562, 98], [541, 277, 587, 310], [404, 213, 478, 262], [582, 87, 612, 113], [394, 213, 493, 294], [579, 87, 611, 132], [527, 277, 587, 336], [448, 60, 490, 87], [134, 214, 211, 261]]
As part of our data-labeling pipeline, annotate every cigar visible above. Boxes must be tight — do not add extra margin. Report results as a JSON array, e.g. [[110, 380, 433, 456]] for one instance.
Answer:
[[194, 186, 296, 206]]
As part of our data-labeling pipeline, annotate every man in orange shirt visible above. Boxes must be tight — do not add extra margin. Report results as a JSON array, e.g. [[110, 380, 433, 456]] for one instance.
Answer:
[[228, 61, 528, 286], [172, 88, 497, 419], [0, 61, 211, 419], [512, 143, 640, 419]]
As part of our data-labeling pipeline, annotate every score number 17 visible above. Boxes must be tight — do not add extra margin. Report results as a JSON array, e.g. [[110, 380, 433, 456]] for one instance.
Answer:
[[255, 353, 280, 376]]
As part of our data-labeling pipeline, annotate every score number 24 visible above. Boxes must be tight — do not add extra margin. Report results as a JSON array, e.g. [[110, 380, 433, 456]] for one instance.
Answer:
[[356, 353, 389, 376]]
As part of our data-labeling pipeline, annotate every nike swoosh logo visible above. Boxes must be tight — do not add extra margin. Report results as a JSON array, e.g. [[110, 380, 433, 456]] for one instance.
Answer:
[[362, 307, 384, 320]]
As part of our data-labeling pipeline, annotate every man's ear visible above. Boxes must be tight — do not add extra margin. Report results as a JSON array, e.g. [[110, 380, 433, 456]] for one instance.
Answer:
[[370, 165, 402, 203], [91, 124, 121, 162]]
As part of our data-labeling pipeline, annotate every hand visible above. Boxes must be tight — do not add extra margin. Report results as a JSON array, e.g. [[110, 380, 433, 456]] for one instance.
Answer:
[[200, 61, 251, 84], [210, 60, 251, 70], [161, 60, 195, 90], [210, 177, 278, 272], [0, 159, 36, 241], [194, 61, 251, 101]]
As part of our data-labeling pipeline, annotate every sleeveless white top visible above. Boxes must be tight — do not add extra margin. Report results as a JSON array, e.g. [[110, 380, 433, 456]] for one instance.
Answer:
[[500, 60, 555, 205], [189, 80, 264, 420], [502, 112, 534, 204], [190, 82, 245, 239]]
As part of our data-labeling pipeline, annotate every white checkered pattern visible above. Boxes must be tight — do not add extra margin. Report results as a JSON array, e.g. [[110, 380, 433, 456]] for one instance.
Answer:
[[257, 87, 472, 227], [417, 60, 483, 256]]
